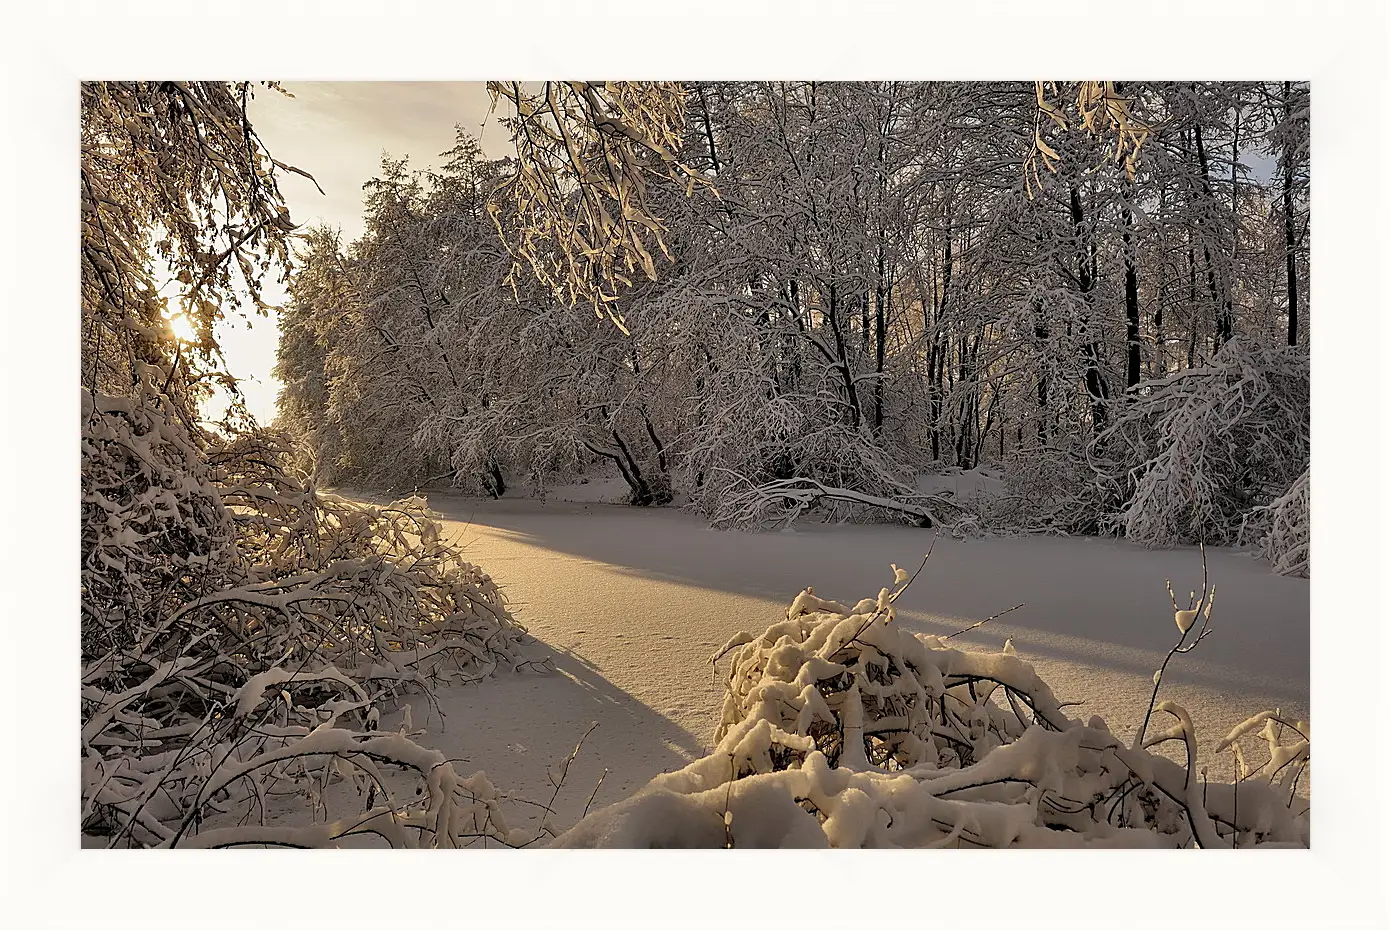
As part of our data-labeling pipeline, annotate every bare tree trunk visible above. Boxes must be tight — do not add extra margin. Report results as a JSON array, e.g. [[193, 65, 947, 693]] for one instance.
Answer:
[[642, 412, 668, 475], [610, 428, 652, 506], [1033, 299, 1049, 444], [929, 333, 942, 460], [872, 95, 891, 437], [1070, 185, 1110, 431], [1150, 184, 1169, 378], [933, 215, 953, 459], [1121, 177, 1142, 388], [860, 291, 871, 352], [696, 83, 720, 173], [786, 278, 804, 387], [1230, 104, 1242, 335], [1193, 121, 1233, 348], [485, 457, 506, 498], [824, 282, 862, 431], [955, 334, 969, 468], [1113, 81, 1143, 389]]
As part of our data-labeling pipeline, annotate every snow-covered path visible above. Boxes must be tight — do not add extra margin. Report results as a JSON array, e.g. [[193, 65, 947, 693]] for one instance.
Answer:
[[392, 494, 1310, 834]]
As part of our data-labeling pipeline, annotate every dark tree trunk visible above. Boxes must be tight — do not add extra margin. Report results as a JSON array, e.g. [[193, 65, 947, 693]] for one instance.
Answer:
[[1033, 300, 1050, 444], [587, 406, 656, 507], [611, 429, 654, 506], [824, 283, 862, 431], [861, 291, 871, 352], [929, 334, 942, 460], [955, 334, 970, 469], [1193, 121, 1233, 348], [872, 100, 890, 437], [642, 413, 668, 475], [1121, 178, 1142, 388], [932, 218, 953, 458], [1070, 185, 1110, 431], [484, 458, 506, 499], [786, 279, 804, 387], [696, 83, 720, 173]]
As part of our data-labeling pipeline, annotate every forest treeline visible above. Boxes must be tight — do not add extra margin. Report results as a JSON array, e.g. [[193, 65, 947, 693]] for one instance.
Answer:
[[272, 81, 1309, 569]]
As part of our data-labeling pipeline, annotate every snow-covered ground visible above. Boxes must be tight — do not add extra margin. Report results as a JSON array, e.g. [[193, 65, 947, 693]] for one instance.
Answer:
[[375, 492, 1309, 836], [915, 465, 1005, 503]]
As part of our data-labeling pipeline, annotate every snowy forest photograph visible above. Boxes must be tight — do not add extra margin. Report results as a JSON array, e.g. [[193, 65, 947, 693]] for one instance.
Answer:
[[78, 77, 1313, 852], [5, 0, 1383, 925]]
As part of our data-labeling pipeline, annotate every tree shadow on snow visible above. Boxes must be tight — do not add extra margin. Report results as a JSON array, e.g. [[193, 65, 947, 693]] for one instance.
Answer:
[[417, 493, 1309, 705], [401, 644, 706, 836]]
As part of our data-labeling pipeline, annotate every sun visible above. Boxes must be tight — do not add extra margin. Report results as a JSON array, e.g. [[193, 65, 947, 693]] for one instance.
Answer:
[[165, 312, 197, 344]]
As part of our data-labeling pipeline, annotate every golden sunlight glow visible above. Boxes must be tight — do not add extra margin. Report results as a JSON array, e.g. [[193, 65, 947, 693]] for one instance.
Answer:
[[166, 312, 197, 344]]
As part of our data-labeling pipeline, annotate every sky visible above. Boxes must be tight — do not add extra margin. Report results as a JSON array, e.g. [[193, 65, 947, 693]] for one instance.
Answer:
[[212, 82, 514, 424]]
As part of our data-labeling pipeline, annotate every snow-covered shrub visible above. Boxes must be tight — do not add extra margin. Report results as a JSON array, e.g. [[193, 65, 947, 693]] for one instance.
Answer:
[[555, 570, 1309, 848], [1240, 466, 1310, 577], [143, 728, 529, 849], [1096, 339, 1309, 547], [82, 388, 239, 657], [205, 428, 536, 685], [691, 397, 967, 532], [987, 438, 1108, 536], [81, 397, 537, 847]]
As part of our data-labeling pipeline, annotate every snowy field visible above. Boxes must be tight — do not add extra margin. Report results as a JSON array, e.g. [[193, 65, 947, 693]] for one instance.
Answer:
[[359, 490, 1310, 836]]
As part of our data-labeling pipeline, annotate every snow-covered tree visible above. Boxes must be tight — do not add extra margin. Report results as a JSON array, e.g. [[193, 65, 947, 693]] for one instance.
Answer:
[[82, 84, 533, 849], [277, 81, 1310, 571], [82, 81, 298, 411]]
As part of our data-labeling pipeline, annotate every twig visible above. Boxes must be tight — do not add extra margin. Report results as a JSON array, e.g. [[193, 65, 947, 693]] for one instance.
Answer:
[[582, 768, 609, 819], [532, 721, 599, 843], [1133, 542, 1214, 752], [845, 540, 939, 648], [721, 753, 736, 848], [944, 603, 1025, 640]]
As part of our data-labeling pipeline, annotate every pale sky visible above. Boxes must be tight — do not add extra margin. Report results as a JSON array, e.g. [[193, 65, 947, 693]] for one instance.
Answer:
[[212, 82, 514, 424]]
